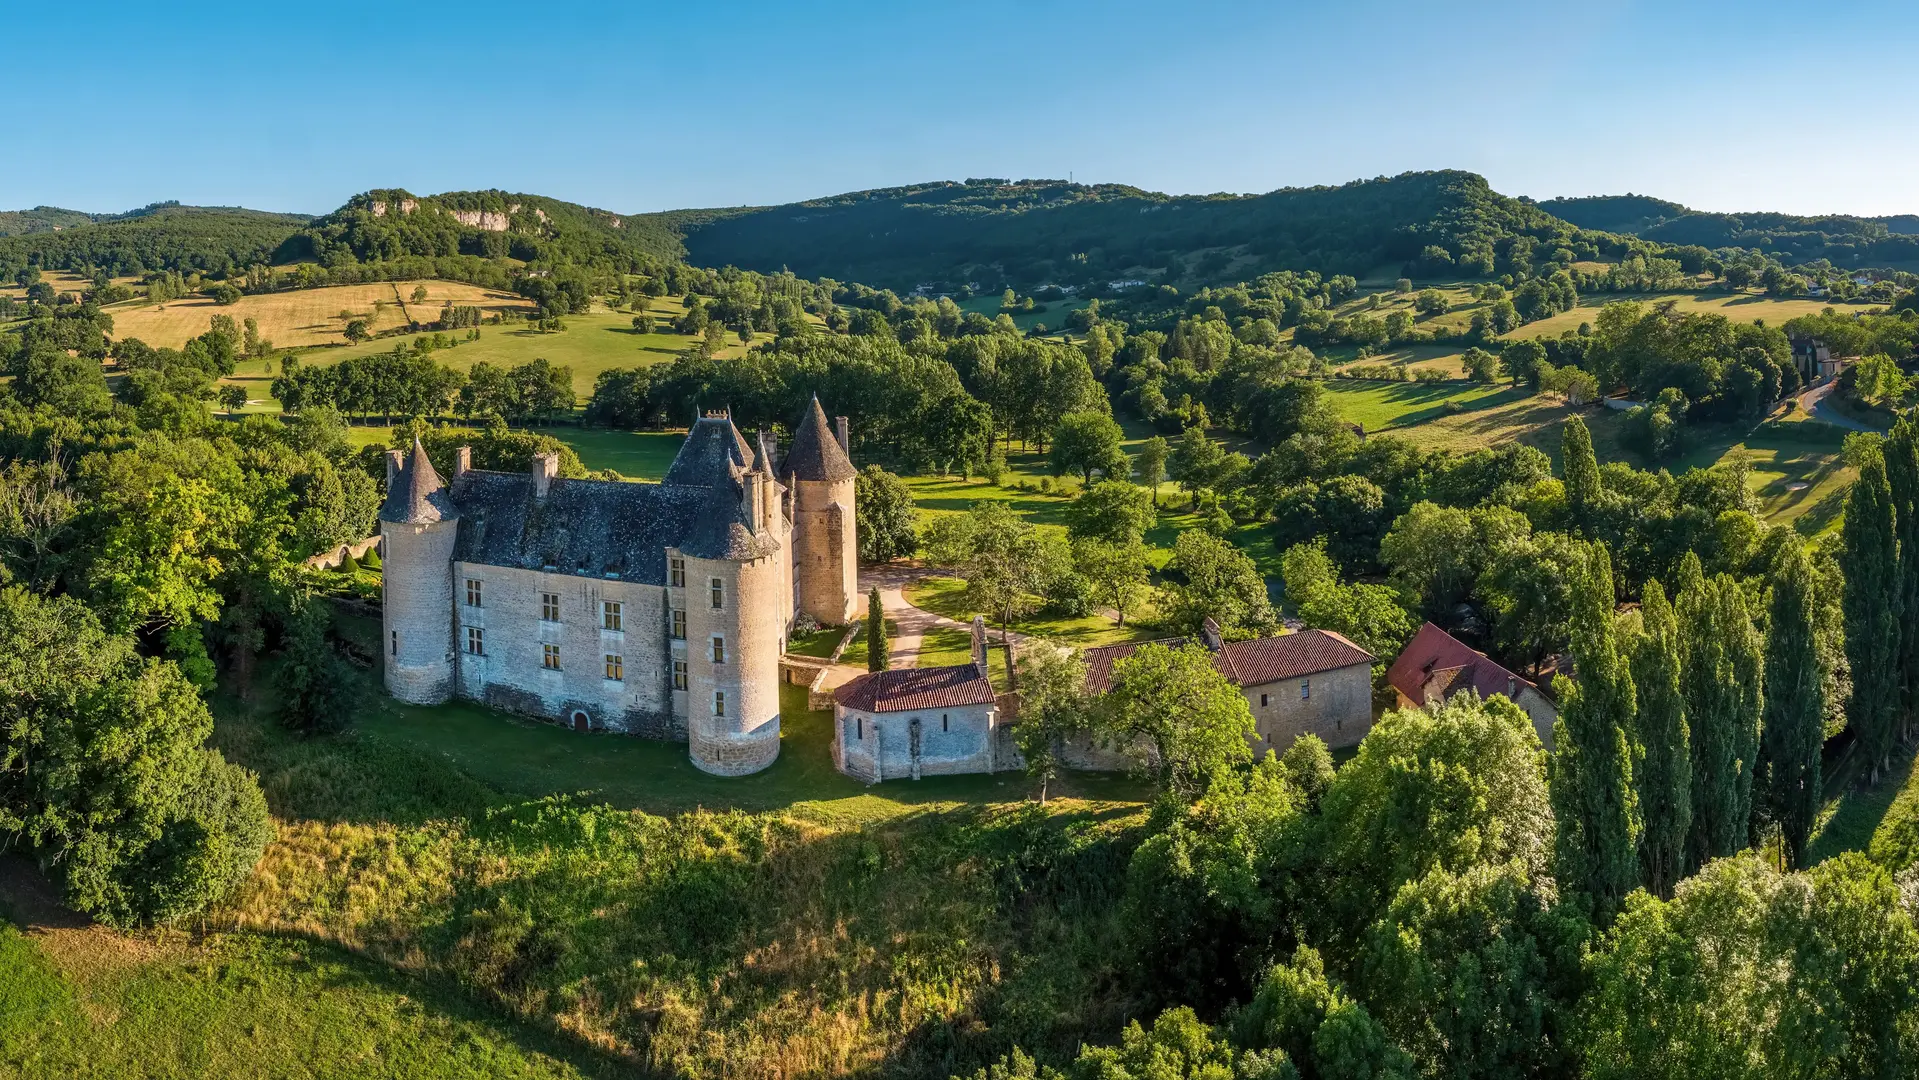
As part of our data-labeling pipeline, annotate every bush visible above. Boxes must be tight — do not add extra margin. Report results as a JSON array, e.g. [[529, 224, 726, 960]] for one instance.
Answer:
[[358, 545, 382, 570]]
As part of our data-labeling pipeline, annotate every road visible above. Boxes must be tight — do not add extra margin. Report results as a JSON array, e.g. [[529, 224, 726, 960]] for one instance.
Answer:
[[1798, 379, 1881, 433]]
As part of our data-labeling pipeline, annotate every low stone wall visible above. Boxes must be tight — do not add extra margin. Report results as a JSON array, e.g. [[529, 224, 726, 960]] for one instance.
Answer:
[[307, 535, 383, 570]]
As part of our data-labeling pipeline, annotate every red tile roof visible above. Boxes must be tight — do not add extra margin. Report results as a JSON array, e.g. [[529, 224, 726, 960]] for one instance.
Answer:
[[1386, 622, 1542, 708], [834, 664, 996, 713], [1082, 629, 1375, 693]]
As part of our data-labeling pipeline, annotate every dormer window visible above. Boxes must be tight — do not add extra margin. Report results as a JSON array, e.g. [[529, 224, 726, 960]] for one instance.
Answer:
[[670, 558, 686, 588]]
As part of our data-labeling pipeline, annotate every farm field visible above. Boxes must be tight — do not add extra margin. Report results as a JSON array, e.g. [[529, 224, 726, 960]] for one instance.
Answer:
[[105, 280, 530, 351], [1320, 380, 1517, 433], [1503, 291, 1873, 339], [955, 293, 1090, 334]]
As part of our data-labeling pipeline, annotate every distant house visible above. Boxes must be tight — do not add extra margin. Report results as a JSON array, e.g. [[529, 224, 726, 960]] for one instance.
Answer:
[[1078, 618, 1376, 760], [1107, 279, 1147, 290], [1790, 337, 1842, 384], [1386, 622, 1557, 747]]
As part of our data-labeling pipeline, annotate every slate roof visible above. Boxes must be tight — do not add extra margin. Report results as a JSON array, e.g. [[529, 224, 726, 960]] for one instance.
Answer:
[[1386, 622, 1543, 707], [834, 664, 997, 713], [380, 438, 458, 524], [444, 415, 777, 578], [1082, 629, 1375, 693], [782, 396, 857, 484]]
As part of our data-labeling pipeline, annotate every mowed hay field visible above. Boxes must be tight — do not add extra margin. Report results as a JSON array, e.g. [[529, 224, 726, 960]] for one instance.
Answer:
[[1503, 291, 1874, 339], [106, 280, 532, 350]]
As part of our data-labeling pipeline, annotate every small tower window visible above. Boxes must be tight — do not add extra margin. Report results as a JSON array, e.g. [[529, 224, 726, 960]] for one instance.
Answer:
[[465, 578, 483, 607], [711, 636, 726, 664], [466, 627, 484, 655], [710, 577, 724, 609], [603, 601, 622, 631], [671, 609, 686, 639], [605, 654, 623, 681], [673, 660, 688, 690], [541, 593, 560, 622], [543, 643, 561, 670], [1260, 693, 1269, 708], [390, 630, 399, 656], [1301, 679, 1311, 701], [942, 714, 949, 733], [856, 716, 863, 740], [670, 558, 686, 588], [713, 691, 726, 717]]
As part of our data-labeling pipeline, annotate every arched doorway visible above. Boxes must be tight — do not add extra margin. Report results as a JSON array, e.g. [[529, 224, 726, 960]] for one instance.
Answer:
[[572, 710, 590, 732]]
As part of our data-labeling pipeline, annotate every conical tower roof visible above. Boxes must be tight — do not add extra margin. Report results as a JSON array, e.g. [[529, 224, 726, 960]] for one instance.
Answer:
[[379, 438, 459, 524], [781, 396, 856, 483]]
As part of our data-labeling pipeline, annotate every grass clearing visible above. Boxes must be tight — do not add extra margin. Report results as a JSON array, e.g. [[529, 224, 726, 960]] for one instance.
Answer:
[[906, 575, 1159, 650], [1322, 380, 1522, 433], [109, 280, 528, 351], [1504, 291, 1873, 340], [956, 294, 1091, 335]]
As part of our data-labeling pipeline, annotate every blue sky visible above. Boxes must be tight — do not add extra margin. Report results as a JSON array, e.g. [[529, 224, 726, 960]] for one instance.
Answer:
[[11, 1, 1919, 217]]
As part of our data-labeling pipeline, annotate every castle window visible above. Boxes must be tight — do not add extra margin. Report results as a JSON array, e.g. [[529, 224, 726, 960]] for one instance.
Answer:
[[1301, 679, 1310, 701], [713, 691, 726, 717], [673, 660, 688, 690], [603, 601, 622, 631], [711, 636, 726, 664], [604, 654, 623, 681], [541, 593, 560, 622], [466, 626, 484, 655], [390, 630, 398, 656], [856, 716, 863, 740], [543, 643, 561, 670], [670, 558, 686, 588], [671, 609, 686, 639], [942, 714, 949, 733], [1260, 693, 1269, 708], [710, 578, 724, 609], [465, 578, 483, 607]]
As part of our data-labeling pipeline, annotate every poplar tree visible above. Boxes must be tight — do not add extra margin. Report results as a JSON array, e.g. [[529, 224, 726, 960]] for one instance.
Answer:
[[1758, 541, 1826, 867], [1550, 541, 1641, 921], [1843, 450, 1902, 780], [1677, 554, 1765, 868], [1631, 579, 1689, 898], [1561, 414, 1601, 538], [866, 587, 888, 672], [1883, 417, 1919, 741]]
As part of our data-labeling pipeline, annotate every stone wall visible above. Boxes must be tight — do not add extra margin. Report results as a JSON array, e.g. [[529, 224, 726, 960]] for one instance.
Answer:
[[682, 548, 784, 776], [306, 534, 382, 570], [1244, 662, 1374, 752], [450, 562, 675, 735], [381, 519, 457, 705], [790, 476, 857, 625], [834, 700, 998, 782]]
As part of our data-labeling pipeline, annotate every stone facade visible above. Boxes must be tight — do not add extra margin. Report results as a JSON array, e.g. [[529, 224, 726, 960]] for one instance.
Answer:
[[1243, 661, 1375, 752], [831, 616, 1003, 782], [378, 406, 857, 777]]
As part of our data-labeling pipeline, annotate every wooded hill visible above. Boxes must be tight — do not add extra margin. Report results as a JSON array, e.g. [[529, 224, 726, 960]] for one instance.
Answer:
[[0, 203, 312, 276], [1541, 193, 1919, 267], [645, 169, 1591, 291]]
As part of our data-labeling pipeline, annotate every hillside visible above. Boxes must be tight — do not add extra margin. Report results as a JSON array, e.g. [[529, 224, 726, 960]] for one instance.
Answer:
[[287, 188, 684, 272], [0, 203, 311, 276], [0, 206, 101, 236], [1541, 193, 1919, 266], [646, 170, 1591, 291]]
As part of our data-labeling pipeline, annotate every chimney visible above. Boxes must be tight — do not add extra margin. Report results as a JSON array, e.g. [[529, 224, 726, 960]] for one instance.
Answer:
[[1199, 616, 1224, 652], [970, 615, 989, 677], [384, 448, 404, 488], [756, 429, 778, 474], [834, 415, 849, 453], [532, 451, 559, 499], [453, 445, 471, 481]]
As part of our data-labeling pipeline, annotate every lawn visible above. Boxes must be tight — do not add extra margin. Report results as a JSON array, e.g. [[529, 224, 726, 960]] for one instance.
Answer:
[[906, 575, 1159, 650], [552, 427, 686, 476], [786, 624, 851, 659], [837, 618, 897, 673], [0, 915, 620, 1080], [1321, 380, 1524, 433], [956, 293, 1091, 335]]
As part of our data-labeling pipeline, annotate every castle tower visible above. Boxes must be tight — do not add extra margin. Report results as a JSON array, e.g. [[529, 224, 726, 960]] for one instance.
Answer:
[[782, 396, 858, 625], [379, 438, 459, 704], [668, 415, 786, 776]]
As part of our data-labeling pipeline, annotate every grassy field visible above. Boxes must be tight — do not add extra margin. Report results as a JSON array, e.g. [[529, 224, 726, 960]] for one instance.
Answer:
[[1503, 291, 1873, 340], [907, 575, 1158, 650], [955, 293, 1090, 335], [1320, 380, 1518, 432], [107, 280, 529, 351]]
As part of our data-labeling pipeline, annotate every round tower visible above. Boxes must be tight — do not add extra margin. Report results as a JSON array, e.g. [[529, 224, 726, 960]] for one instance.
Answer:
[[782, 396, 858, 626], [682, 543, 785, 776], [379, 439, 459, 705]]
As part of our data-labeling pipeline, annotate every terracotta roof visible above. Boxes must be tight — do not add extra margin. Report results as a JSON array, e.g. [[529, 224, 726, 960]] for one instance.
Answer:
[[782, 396, 857, 484], [380, 438, 458, 524], [1386, 623, 1541, 708], [1082, 629, 1375, 694], [834, 664, 996, 713]]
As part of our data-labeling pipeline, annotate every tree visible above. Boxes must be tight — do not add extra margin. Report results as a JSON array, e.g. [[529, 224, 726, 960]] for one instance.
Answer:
[[1549, 541, 1641, 922], [1066, 480, 1153, 544], [1169, 426, 1228, 508], [858, 588, 890, 672], [1075, 536, 1151, 626], [343, 318, 370, 343], [275, 594, 364, 736], [1758, 542, 1826, 867], [1379, 502, 1528, 621], [1480, 531, 1583, 677], [217, 383, 249, 416], [1843, 449, 1902, 781], [854, 466, 917, 563], [961, 502, 1050, 635], [1014, 643, 1090, 803], [1884, 417, 1919, 743], [1235, 946, 1413, 1080], [1499, 339, 1546, 388], [1674, 554, 1764, 868], [1631, 580, 1690, 898], [1580, 853, 1919, 1080], [1098, 642, 1254, 799], [410, 283, 429, 303], [1161, 530, 1277, 639], [1050, 410, 1128, 484], [1460, 347, 1498, 382], [1137, 435, 1169, 506], [1279, 540, 1414, 659], [1562, 416, 1601, 538]]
